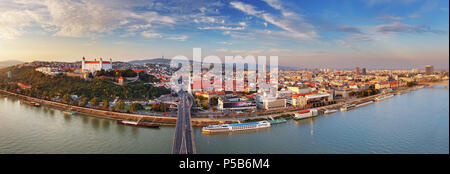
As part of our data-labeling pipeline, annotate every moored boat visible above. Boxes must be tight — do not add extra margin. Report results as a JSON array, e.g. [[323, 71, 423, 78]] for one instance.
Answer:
[[323, 109, 338, 114], [117, 120, 160, 128], [20, 100, 40, 107], [375, 94, 394, 102], [202, 121, 270, 134], [294, 109, 318, 120], [340, 104, 355, 112], [355, 100, 373, 108]]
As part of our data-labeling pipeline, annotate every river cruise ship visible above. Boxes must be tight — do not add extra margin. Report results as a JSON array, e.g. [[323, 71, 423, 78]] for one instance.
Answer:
[[340, 104, 356, 112], [202, 121, 271, 134], [375, 94, 394, 102]]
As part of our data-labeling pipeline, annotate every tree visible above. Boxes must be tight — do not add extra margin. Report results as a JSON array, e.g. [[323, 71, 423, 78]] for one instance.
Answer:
[[130, 103, 144, 113], [79, 97, 88, 107], [90, 97, 99, 107], [102, 99, 109, 109], [115, 100, 125, 112], [201, 100, 209, 109], [62, 94, 71, 104]]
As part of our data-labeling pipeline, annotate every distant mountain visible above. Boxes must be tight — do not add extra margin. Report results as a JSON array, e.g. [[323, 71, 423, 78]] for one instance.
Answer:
[[128, 58, 171, 65], [0, 60, 23, 67]]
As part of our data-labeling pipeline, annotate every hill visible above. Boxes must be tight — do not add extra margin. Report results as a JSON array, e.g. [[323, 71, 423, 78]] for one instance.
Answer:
[[0, 60, 23, 67]]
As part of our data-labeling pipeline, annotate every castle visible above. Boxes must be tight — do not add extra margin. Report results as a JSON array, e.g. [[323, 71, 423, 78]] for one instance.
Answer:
[[81, 57, 112, 73]]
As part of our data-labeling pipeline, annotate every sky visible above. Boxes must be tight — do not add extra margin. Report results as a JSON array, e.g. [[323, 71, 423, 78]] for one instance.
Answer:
[[0, 0, 448, 69]]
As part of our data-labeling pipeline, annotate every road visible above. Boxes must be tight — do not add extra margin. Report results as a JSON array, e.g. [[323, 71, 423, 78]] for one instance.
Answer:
[[172, 90, 196, 154]]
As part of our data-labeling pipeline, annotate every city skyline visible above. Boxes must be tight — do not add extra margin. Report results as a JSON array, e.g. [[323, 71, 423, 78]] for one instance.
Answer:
[[0, 0, 449, 69]]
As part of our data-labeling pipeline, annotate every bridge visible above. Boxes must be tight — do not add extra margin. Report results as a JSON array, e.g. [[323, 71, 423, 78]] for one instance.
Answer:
[[172, 90, 196, 154]]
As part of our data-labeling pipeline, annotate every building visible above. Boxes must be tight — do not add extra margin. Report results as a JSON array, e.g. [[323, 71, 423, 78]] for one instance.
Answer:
[[7, 71, 11, 79], [362, 68, 367, 75], [118, 77, 125, 86], [17, 83, 32, 89], [375, 81, 390, 89], [355, 67, 360, 75], [297, 93, 332, 108], [287, 86, 312, 94], [35, 67, 64, 76], [425, 65, 433, 75], [217, 96, 256, 111], [81, 57, 113, 73], [256, 95, 286, 110]]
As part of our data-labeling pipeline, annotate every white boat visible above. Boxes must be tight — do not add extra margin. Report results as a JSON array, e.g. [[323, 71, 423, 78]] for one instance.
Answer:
[[294, 109, 318, 120], [355, 101, 373, 108], [323, 109, 338, 114], [340, 104, 356, 112], [202, 121, 271, 134], [375, 94, 394, 102]]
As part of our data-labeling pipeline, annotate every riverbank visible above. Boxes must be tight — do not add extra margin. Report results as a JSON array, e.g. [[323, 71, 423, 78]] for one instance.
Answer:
[[0, 85, 421, 127], [0, 89, 223, 127]]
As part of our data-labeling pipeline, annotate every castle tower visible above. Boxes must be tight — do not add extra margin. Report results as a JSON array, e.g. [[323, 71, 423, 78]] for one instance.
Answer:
[[82, 56, 86, 71]]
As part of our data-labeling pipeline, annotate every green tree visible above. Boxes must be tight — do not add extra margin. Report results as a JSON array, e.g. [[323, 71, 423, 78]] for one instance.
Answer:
[[102, 99, 109, 109], [130, 103, 144, 113], [90, 97, 99, 107], [115, 100, 125, 112], [79, 97, 88, 107], [62, 94, 71, 104]]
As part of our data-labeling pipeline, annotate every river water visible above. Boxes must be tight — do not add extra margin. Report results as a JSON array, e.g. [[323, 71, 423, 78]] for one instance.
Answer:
[[0, 84, 448, 154]]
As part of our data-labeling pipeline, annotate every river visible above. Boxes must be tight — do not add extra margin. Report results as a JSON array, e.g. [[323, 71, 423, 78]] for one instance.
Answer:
[[0, 84, 448, 154]]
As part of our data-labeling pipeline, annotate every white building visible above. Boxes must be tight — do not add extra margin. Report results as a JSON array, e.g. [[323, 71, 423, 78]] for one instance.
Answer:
[[36, 67, 63, 76], [256, 93, 286, 110], [81, 57, 113, 73]]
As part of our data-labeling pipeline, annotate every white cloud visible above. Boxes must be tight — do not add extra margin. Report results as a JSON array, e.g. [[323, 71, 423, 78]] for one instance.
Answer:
[[141, 31, 162, 38], [167, 35, 188, 41], [217, 41, 232, 45], [230, 1, 317, 40], [230, 1, 263, 16], [0, 0, 176, 39], [198, 26, 245, 31]]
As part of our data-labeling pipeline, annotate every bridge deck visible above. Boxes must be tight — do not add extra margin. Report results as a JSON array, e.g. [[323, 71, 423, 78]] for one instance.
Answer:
[[172, 91, 196, 154]]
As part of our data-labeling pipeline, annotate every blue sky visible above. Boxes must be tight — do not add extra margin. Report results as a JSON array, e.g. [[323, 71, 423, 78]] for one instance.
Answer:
[[0, 0, 448, 69]]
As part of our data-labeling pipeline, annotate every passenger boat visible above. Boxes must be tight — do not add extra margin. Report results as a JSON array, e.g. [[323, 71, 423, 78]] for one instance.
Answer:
[[20, 100, 40, 107], [375, 94, 394, 102], [340, 104, 356, 112], [294, 109, 318, 120], [355, 100, 373, 108], [116, 120, 160, 128], [202, 121, 271, 134], [269, 118, 287, 124], [323, 109, 338, 114]]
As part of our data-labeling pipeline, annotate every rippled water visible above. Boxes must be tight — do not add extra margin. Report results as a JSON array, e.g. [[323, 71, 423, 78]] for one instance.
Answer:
[[0, 84, 448, 154]]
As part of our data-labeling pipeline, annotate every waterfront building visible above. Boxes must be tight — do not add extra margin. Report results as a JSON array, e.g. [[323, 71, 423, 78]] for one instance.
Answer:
[[256, 95, 286, 110], [81, 57, 112, 73], [375, 81, 390, 89], [297, 93, 332, 108], [217, 95, 256, 111], [425, 65, 434, 75]]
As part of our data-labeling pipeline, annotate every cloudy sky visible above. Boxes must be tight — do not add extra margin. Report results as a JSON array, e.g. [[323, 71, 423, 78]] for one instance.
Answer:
[[0, 0, 448, 69]]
